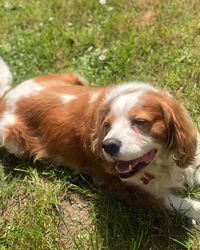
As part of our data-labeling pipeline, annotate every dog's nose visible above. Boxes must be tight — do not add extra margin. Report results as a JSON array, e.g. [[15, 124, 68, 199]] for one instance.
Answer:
[[102, 138, 122, 156]]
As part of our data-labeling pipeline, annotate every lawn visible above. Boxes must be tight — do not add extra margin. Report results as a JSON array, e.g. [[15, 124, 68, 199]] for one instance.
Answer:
[[0, 0, 200, 249]]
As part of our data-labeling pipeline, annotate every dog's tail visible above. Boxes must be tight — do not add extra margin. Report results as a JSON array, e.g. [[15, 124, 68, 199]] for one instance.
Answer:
[[0, 56, 12, 95]]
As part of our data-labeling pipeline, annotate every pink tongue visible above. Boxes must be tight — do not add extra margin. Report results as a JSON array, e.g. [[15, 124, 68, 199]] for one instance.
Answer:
[[116, 162, 130, 173], [115, 150, 156, 173], [142, 150, 156, 163]]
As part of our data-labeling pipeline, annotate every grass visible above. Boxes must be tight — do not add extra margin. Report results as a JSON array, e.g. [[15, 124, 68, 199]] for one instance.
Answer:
[[0, 0, 200, 249]]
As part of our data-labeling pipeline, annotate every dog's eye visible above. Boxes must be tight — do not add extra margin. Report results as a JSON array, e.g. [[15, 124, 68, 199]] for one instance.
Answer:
[[131, 119, 147, 126], [103, 122, 111, 129]]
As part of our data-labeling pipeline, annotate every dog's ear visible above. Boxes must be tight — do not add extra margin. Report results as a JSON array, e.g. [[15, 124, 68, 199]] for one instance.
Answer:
[[160, 94, 197, 168], [90, 101, 110, 156]]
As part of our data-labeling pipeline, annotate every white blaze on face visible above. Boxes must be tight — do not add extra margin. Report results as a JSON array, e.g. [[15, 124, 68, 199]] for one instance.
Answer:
[[104, 81, 157, 104]]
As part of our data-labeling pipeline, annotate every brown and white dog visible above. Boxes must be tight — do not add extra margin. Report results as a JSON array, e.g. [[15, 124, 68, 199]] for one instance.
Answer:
[[0, 57, 200, 223]]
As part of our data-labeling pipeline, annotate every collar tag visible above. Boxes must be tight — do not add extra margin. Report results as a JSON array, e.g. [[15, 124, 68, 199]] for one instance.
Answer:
[[140, 173, 155, 185]]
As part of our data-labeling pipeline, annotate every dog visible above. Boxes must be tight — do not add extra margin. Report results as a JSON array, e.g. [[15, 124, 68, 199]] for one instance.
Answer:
[[0, 57, 200, 223]]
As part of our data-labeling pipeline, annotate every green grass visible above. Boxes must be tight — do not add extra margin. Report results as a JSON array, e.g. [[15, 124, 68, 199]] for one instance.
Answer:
[[0, 0, 200, 249]]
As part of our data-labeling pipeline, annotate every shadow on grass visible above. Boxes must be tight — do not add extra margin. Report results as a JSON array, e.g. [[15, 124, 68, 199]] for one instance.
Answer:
[[0, 148, 197, 249]]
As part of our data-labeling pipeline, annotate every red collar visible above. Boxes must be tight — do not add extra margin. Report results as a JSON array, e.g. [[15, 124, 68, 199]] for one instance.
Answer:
[[140, 173, 155, 185]]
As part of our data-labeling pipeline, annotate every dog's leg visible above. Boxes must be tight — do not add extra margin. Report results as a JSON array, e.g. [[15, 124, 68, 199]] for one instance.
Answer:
[[162, 193, 200, 223], [1, 122, 46, 160]]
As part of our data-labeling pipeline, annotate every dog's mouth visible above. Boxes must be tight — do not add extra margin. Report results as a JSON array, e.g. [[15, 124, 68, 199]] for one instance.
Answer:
[[115, 150, 157, 179]]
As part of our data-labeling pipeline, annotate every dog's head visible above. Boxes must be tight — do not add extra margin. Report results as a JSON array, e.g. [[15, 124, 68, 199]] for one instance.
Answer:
[[91, 83, 197, 179]]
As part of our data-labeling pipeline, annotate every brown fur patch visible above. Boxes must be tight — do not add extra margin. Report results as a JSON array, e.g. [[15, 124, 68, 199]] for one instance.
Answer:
[[0, 98, 6, 117]]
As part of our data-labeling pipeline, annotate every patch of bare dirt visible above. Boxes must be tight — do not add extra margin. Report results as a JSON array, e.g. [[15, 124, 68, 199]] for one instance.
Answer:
[[58, 191, 93, 247], [139, 8, 156, 27], [136, 0, 160, 27]]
